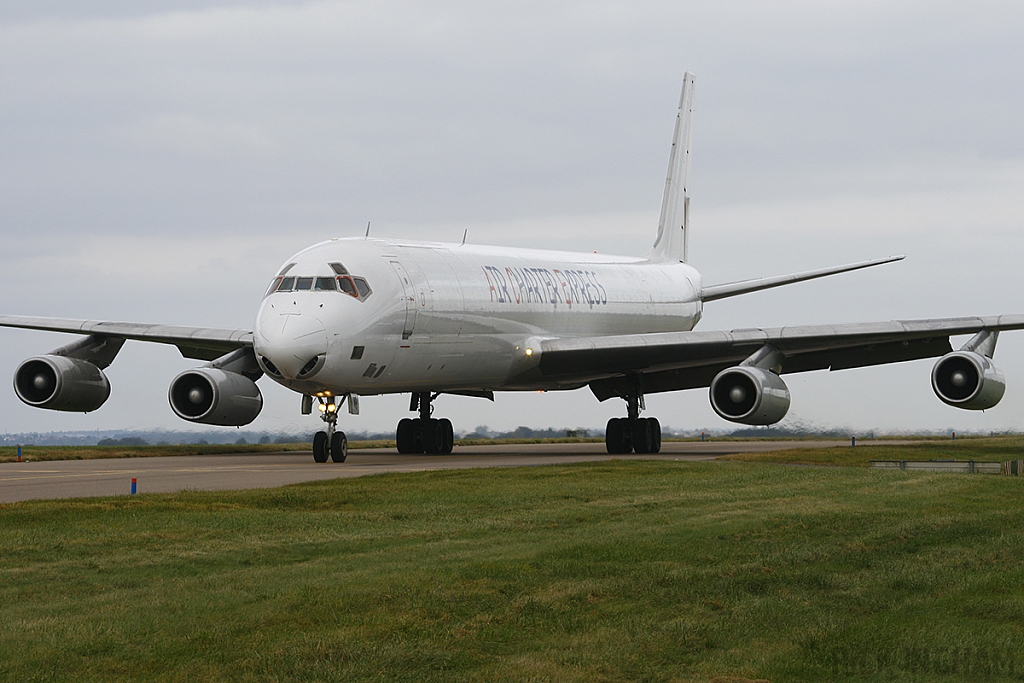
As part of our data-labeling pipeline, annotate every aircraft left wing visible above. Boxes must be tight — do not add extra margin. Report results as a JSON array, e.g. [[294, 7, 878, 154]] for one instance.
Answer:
[[524, 315, 1024, 400], [0, 315, 253, 361]]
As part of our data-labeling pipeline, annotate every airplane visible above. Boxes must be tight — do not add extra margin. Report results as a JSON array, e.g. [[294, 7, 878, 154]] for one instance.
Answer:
[[3, 72, 1022, 463]]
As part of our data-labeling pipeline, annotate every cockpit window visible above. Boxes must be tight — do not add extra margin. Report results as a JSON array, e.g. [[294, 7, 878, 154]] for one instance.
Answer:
[[265, 269, 371, 301], [329, 262, 349, 275], [338, 276, 357, 296]]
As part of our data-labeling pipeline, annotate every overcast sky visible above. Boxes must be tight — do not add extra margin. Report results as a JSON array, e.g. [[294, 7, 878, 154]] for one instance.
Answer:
[[2, 1, 1024, 436]]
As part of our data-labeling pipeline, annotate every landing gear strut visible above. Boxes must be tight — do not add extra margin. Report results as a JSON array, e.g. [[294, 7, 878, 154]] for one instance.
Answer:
[[312, 396, 348, 463], [605, 379, 661, 454], [396, 392, 454, 454]]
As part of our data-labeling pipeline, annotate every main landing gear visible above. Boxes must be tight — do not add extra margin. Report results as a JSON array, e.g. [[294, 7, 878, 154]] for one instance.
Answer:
[[396, 392, 454, 454], [312, 396, 348, 463], [605, 384, 662, 454]]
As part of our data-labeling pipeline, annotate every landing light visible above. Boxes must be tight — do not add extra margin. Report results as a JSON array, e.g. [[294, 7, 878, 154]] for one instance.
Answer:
[[525, 348, 534, 356], [318, 403, 327, 413], [327, 403, 338, 413]]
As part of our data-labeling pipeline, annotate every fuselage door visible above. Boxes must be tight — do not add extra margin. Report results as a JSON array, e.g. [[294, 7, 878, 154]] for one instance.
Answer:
[[390, 261, 417, 340]]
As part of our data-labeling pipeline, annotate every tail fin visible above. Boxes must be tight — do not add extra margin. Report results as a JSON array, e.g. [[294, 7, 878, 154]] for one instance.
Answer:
[[650, 72, 695, 262]]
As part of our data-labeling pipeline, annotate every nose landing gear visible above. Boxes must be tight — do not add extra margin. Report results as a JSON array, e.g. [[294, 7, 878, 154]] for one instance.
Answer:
[[605, 381, 662, 454], [396, 392, 454, 454], [312, 396, 347, 463]]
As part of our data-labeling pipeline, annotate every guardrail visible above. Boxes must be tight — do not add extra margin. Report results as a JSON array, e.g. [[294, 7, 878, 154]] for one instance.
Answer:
[[869, 460, 1022, 475]]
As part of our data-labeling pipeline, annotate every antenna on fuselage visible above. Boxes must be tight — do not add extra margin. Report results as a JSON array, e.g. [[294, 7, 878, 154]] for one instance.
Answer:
[[462, 229, 468, 245], [365, 221, 371, 238]]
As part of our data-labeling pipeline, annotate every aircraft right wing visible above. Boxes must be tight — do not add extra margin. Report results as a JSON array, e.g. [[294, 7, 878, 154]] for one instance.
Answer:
[[0, 315, 253, 361], [522, 315, 1024, 400]]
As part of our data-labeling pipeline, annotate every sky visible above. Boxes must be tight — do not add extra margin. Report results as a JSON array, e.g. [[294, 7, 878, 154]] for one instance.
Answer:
[[2, 1, 1024, 437]]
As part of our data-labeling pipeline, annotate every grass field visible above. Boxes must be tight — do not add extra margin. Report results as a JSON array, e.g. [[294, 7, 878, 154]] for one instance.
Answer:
[[0, 438, 611, 463], [2, 434, 987, 464], [2, 459, 1024, 682], [720, 435, 1024, 468], [0, 442, 382, 463]]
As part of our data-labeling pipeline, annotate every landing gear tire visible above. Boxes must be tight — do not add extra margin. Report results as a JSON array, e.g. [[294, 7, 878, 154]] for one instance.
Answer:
[[648, 417, 662, 453], [605, 418, 632, 454], [438, 418, 454, 454], [422, 418, 454, 455], [398, 392, 455, 455], [605, 417, 662, 454], [396, 418, 419, 454], [330, 431, 348, 462], [605, 376, 662, 454], [313, 431, 329, 463], [633, 417, 663, 454], [422, 420, 439, 454]]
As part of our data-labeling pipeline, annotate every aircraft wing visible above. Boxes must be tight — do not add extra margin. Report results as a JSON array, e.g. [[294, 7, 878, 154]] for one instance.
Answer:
[[0, 315, 252, 361], [530, 315, 1024, 400]]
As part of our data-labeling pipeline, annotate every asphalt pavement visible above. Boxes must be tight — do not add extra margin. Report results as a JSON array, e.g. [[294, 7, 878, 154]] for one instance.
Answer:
[[0, 439, 874, 504]]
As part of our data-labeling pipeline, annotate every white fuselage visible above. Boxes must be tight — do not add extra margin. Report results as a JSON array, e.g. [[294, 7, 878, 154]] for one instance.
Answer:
[[253, 237, 703, 397]]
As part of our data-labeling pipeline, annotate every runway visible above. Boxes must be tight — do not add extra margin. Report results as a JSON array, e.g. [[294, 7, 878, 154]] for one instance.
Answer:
[[0, 439, 873, 504]]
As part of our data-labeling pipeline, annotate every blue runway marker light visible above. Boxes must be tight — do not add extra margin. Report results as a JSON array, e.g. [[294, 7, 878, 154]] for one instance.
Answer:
[[131, 478, 137, 495], [17, 445, 22, 462], [851, 436, 856, 447]]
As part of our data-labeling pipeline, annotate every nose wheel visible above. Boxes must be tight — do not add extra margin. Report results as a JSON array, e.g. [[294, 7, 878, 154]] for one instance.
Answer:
[[312, 397, 347, 463], [605, 381, 662, 454], [396, 392, 454, 454]]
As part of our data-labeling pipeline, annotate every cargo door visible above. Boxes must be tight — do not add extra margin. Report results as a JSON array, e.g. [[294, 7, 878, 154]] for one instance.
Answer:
[[390, 261, 417, 339]]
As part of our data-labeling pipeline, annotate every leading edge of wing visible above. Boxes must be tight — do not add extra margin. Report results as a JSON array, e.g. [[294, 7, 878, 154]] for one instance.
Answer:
[[536, 315, 1024, 380], [0, 315, 253, 359]]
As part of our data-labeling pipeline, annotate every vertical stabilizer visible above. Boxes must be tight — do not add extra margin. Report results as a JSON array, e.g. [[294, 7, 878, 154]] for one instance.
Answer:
[[650, 72, 695, 262]]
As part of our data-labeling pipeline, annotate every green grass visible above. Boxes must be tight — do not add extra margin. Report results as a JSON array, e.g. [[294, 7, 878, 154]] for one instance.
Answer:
[[0, 443, 309, 463], [0, 438, 608, 463], [0, 442, 402, 463], [720, 436, 1024, 467], [7, 435, 1001, 464], [2, 460, 1024, 682]]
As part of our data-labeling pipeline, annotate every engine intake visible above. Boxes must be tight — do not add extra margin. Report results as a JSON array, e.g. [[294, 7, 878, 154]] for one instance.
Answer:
[[14, 355, 111, 412], [931, 351, 1004, 411], [169, 368, 263, 426], [710, 366, 791, 425]]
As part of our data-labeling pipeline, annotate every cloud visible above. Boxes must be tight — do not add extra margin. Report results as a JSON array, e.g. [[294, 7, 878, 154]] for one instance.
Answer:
[[1, 1, 1023, 434]]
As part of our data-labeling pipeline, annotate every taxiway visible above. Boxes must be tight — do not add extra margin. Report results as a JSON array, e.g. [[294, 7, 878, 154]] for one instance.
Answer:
[[0, 439, 879, 504]]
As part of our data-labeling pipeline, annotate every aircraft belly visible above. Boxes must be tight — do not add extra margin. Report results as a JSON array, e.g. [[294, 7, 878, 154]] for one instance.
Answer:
[[361, 336, 513, 392]]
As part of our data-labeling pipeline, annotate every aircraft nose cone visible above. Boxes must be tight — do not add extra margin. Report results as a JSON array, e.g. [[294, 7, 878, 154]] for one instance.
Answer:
[[256, 313, 328, 379]]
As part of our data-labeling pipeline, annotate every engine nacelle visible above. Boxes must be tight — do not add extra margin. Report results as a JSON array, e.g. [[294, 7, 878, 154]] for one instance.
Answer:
[[710, 366, 791, 425], [14, 355, 111, 412], [931, 351, 1005, 411], [169, 368, 263, 426]]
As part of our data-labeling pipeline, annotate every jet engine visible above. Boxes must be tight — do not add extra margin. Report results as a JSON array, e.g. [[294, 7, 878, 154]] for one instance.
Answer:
[[710, 366, 791, 425], [931, 351, 1005, 411], [14, 355, 111, 412], [169, 368, 263, 426]]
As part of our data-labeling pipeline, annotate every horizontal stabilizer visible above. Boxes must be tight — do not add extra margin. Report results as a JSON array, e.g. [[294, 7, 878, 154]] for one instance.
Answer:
[[702, 255, 905, 302]]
